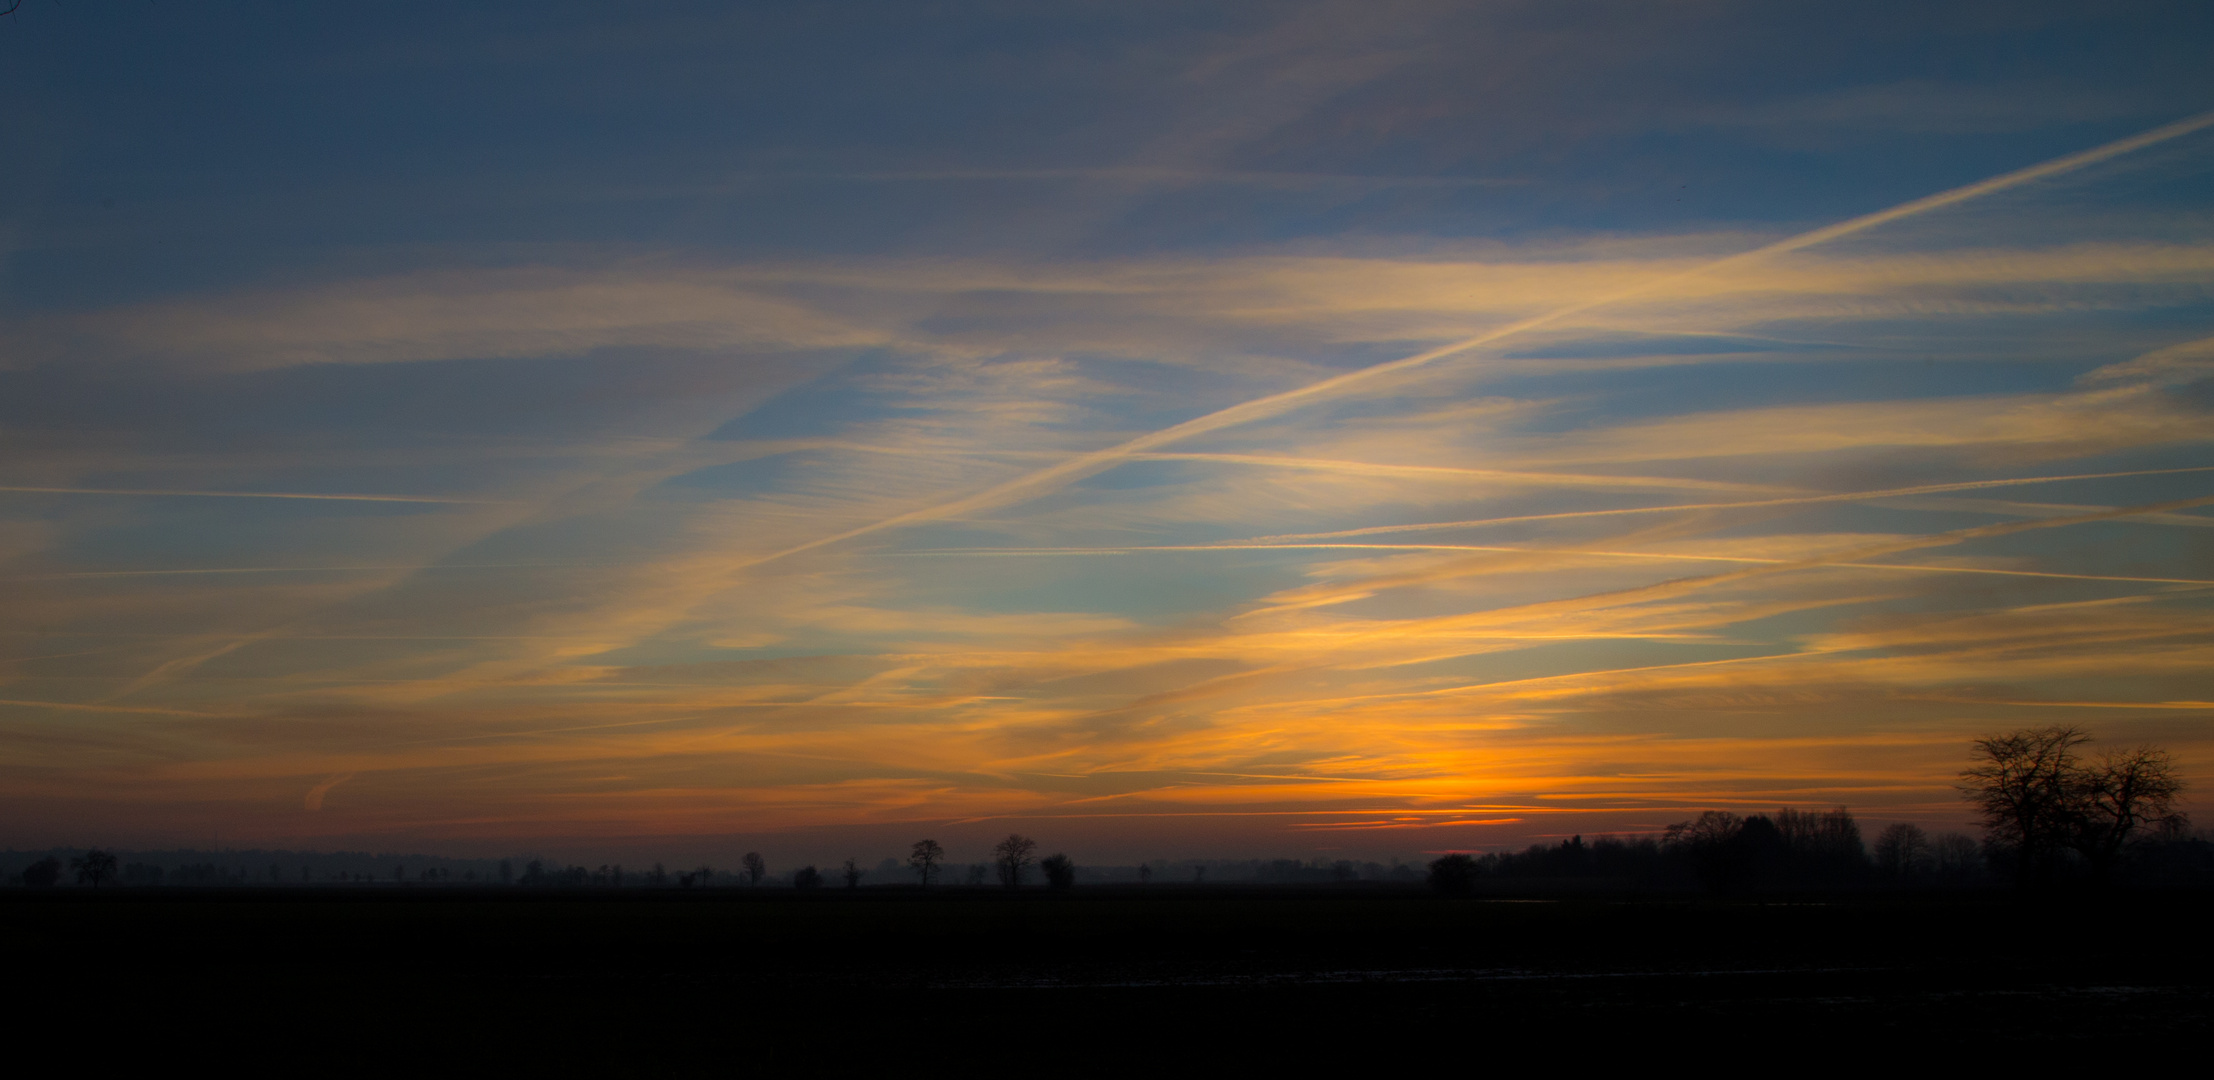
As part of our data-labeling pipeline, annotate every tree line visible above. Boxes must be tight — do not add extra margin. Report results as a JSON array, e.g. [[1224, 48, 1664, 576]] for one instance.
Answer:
[[14, 729, 2193, 893], [1427, 726, 2201, 895]]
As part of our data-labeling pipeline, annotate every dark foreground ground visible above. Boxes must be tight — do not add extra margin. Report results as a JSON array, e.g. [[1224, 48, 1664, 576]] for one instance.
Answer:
[[11, 887, 2209, 1066]]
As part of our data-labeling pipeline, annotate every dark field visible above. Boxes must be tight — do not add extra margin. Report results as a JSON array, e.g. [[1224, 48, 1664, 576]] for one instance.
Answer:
[[13, 888, 2210, 1066]]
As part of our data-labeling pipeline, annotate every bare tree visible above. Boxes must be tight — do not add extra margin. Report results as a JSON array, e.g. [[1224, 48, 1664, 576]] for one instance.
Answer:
[[2077, 745, 2187, 878], [1960, 727, 2187, 884], [842, 858, 863, 889], [908, 839, 944, 888], [1960, 726, 2091, 884], [70, 850, 118, 888], [1873, 823, 1932, 880], [992, 834, 1036, 889], [741, 852, 766, 887], [1931, 832, 1983, 880]]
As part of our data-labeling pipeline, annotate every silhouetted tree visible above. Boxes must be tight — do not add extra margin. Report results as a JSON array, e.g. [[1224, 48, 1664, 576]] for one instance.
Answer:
[[909, 839, 945, 887], [742, 852, 767, 887], [1873, 823, 1933, 880], [1137, 863, 1152, 885], [1666, 810, 1743, 849], [1774, 807, 1866, 883], [792, 865, 823, 889], [1961, 726, 2089, 885], [71, 849, 118, 888], [1665, 811, 1792, 892], [1961, 727, 2187, 885], [965, 864, 987, 887], [843, 858, 863, 889], [1931, 832, 1983, 881], [22, 856, 62, 888], [1040, 854, 1075, 891], [2076, 745, 2186, 879], [993, 834, 1036, 889], [1427, 853, 1479, 896]]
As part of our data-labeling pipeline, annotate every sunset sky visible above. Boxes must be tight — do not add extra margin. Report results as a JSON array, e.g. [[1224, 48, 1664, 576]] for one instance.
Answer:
[[4, 1, 2212, 866]]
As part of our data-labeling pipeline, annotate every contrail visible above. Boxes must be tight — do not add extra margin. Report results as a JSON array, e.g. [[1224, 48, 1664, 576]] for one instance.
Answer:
[[884, 541, 2214, 587], [1341, 491, 2214, 634], [1246, 465, 2214, 541], [729, 108, 2214, 572], [0, 486, 502, 504], [0, 698, 231, 717], [1125, 453, 1788, 492], [12, 562, 588, 581]]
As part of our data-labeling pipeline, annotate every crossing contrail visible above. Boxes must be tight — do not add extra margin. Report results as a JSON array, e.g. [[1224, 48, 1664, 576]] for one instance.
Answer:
[[0, 486, 502, 504], [727, 108, 2214, 573], [1244, 465, 2214, 541]]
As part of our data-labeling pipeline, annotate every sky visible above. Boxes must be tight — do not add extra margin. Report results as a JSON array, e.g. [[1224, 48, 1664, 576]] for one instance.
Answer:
[[3, 1, 2213, 867]]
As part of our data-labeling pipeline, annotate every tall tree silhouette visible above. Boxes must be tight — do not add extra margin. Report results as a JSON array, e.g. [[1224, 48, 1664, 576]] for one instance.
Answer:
[[1873, 823, 1932, 880], [908, 839, 944, 887], [741, 852, 766, 887], [992, 834, 1036, 889]]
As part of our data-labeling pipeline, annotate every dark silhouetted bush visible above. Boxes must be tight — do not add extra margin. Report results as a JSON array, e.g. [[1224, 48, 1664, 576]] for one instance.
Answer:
[[21, 856, 61, 888], [71, 849, 118, 888], [1040, 853, 1075, 891], [1427, 853, 1479, 896]]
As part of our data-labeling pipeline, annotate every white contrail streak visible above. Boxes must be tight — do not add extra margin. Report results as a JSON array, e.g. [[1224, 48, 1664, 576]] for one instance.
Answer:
[[11, 562, 588, 581], [728, 109, 2214, 572], [0, 486, 502, 504], [1247, 466, 2214, 541], [1125, 453, 1788, 492], [885, 542, 2214, 587]]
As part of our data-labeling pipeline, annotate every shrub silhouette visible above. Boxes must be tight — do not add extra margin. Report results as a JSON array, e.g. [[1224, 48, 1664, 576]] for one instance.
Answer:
[[70, 849, 118, 888], [21, 856, 61, 888], [1040, 853, 1075, 891], [1427, 853, 1479, 896]]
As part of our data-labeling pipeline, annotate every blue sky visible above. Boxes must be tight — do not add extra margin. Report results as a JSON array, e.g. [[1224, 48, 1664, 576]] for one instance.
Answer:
[[4, 1, 2213, 865]]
